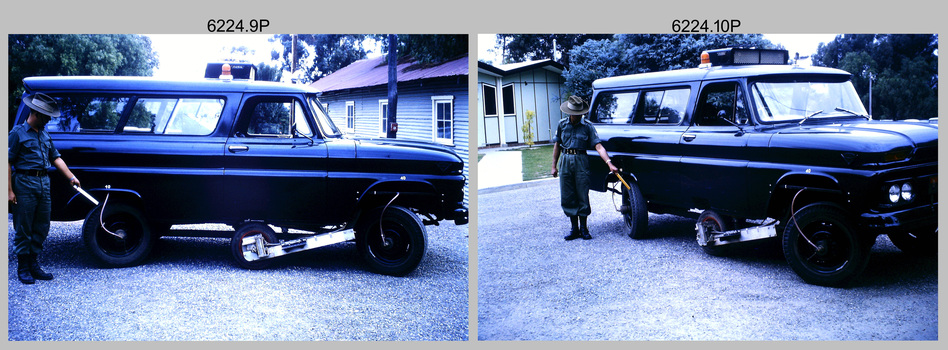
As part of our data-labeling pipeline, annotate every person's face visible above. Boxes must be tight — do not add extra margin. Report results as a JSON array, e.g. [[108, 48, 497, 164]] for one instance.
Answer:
[[569, 114, 583, 123], [30, 110, 52, 129]]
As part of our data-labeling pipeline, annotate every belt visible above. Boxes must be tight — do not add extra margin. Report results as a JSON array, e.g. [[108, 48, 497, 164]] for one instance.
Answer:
[[562, 148, 584, 155], [17, 169, 48, 176]]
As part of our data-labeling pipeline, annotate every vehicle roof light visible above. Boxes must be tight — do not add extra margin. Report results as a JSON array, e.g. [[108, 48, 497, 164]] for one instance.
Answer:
[[699, 51, 712, 68], [205, 62, 257, 81], [699, 48, 789, 67], [219, 63, 233, 81]]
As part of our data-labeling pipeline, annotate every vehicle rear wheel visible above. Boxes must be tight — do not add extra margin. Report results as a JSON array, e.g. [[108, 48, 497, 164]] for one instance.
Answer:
[[356, 206, 427, 276], [82, 203, 153, 267], [622, 181, 648, 239], [782, 203, 869, 286], [231, 223, 278, 270], [887, 228, 938, 256]]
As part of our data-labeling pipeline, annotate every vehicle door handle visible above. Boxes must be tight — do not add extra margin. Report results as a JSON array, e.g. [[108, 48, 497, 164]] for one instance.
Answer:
[[228, 145, 249, 153], [683, 134, 697, 142]]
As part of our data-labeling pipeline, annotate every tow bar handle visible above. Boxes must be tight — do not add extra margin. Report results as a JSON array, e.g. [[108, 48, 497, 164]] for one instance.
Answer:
[[74, 185, 100, 206]]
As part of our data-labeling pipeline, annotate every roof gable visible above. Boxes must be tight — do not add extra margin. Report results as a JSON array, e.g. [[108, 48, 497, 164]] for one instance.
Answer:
[[309, 54, 468, 93], [478, 59, 564, 76]]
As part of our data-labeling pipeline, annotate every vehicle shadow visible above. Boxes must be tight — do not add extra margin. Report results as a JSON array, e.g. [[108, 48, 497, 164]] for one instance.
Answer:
[[629, 215, 936, 288], [148, 237, 365, 273]]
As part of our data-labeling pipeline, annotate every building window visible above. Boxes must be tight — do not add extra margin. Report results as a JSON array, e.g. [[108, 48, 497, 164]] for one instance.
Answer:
[[379, 100, 390, 137], [345, 101, 355, 131], [502, 84, 516, 115], [432, 95, 454, 145], [482, 84, 498, 116]]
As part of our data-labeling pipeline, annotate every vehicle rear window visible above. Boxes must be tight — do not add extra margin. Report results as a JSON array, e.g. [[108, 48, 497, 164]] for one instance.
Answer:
[[592, 91, 639, 124], [636, 88, 689, 125], [125, 98, 224, 135], [47, 96, 129, 133]]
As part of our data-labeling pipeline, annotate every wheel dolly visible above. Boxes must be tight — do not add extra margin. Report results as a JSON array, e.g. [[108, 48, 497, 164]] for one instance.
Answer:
[[237, 227, 356, 263]]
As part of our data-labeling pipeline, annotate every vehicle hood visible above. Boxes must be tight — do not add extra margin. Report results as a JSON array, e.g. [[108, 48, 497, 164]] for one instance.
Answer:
[[767, 120, 938, 167], [331, 137, 464, 176]]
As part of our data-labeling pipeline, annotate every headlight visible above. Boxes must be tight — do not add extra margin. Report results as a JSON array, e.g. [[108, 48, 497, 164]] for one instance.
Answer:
[[900, 182, 914, 201], [888, 185, 901, 203]]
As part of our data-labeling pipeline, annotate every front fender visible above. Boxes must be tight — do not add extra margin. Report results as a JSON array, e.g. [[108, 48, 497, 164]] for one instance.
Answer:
[[64, 187, 143, 220]]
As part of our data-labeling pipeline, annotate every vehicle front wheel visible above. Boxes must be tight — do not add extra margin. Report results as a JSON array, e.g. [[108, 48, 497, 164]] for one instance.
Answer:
[[356, 206, 427, 276], [82, 203, 153, 267], [622, 180, 648, 239], [231, 223, 279, 270], [782, 203, 869, 286]]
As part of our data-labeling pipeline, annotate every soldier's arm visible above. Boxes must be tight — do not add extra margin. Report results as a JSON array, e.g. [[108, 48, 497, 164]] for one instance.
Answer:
[[52, 157, 80, 187], [595, 143, 618, 173], [551, 142, 561, 177]]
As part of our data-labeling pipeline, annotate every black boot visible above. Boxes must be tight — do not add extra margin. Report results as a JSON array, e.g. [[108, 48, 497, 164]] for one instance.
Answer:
[[565, 216, 581, 240], [29, 254, 54, 281], [579, 216, 592, 240], [17, 255, 35, 284]]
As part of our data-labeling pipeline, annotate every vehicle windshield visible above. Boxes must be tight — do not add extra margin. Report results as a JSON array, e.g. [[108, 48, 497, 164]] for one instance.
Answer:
[[308, 95, 343, 138], [750, 80, 868, 123]]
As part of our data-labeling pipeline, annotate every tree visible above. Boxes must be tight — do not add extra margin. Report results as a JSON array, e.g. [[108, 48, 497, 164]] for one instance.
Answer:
[[814, 34, 937, 120], [254, 62, 283, 82], [497, 34, 612, 67], [273, 34, 367, 84], [9, 34, 158, 127], [394, 34, 467, 65], [562, 34, 774, 101]]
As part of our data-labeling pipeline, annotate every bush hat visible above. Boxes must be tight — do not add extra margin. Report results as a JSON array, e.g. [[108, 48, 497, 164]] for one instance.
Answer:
[[560, 95, 588, 116], [22, 92, 61, 118]]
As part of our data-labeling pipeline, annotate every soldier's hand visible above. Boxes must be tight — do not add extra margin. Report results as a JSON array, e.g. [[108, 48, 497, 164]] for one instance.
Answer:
[[8, 191, 16, 205], [70, 176, 81, 188], [608, 163, 619, 174], [551, 165, 558, 178]]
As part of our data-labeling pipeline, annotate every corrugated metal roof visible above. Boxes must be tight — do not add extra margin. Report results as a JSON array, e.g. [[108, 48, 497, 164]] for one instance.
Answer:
[[309, 54, 468, 93]]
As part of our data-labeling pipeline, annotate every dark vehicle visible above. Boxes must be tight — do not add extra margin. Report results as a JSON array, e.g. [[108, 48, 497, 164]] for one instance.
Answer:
[[587, 48, 937, 286], [13, 73, 468, 276]]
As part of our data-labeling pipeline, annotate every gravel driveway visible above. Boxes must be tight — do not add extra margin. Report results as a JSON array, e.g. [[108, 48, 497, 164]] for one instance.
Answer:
[[8, 217, 469, 341], [477, 179, 937, 341]]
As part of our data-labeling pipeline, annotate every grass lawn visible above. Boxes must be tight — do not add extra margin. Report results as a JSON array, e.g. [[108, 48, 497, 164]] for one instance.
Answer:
[[520, 145, 555, 181]]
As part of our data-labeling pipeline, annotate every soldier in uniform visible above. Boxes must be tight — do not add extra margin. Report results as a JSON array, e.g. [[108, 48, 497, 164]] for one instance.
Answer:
[[551, 95, 618, 240], [9, 92, 81, 284]]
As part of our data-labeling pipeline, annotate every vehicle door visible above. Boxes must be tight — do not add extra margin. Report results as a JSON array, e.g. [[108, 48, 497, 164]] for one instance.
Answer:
[[594, 87, 692, 207], [224, 95, 330, 227], [679, 81, 752, 216]]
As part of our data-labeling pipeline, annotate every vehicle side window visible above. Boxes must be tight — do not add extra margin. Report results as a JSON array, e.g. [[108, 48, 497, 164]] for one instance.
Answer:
[[635, 88, 689, 125], [244, 98, 313, 137], [592, 91, 639, 124], [694, 83, 749, 126], [47, 96, 129, 133], [125, 98, 224, 135]]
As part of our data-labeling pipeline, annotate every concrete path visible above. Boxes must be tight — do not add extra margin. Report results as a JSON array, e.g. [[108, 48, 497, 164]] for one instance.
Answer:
[[476, 149, 522, 189]]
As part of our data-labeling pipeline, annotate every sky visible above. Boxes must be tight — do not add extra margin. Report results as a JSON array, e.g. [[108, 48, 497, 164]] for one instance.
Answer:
[[147, 34, 383, 80], [148, 34, 279, 80], [476, 34, 840, 66], [147, 34, 841, 80]]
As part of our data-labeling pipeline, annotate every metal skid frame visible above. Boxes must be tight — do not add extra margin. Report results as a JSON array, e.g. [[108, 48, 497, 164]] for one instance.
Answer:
[[240, 228, 357, 262]]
